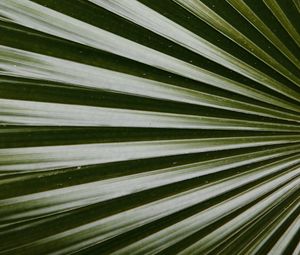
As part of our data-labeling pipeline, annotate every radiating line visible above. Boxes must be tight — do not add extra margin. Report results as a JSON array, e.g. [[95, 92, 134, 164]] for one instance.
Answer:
[[0, 0, 299, 254], [264, 0, 300, 48], [0, 0, 300, 102], [226, 0, 300, 69]]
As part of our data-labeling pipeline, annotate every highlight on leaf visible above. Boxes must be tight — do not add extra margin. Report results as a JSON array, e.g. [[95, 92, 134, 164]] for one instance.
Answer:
[[0, 0, 299, 254]]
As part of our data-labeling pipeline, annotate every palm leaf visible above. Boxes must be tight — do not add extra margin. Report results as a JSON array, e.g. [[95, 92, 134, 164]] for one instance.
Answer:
[[0, 0, 300, 254]]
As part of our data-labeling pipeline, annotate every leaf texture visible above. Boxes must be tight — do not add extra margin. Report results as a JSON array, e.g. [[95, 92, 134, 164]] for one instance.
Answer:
[[0, 0, 299, 254]]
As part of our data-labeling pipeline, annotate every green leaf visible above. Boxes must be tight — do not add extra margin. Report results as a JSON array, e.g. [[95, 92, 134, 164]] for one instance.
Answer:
[[0, 0, 299, 254]]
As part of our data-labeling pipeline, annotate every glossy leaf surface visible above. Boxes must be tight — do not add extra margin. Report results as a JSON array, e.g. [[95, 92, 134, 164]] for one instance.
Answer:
[[0, 1, 299, 254]]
